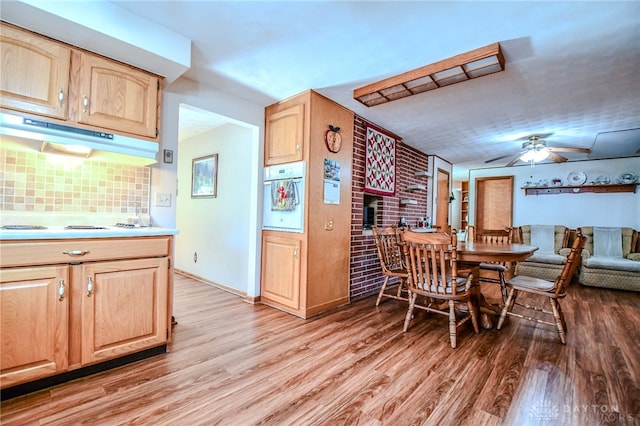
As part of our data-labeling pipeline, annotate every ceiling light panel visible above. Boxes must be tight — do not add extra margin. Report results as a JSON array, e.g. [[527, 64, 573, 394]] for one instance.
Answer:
[[354, 42, 505, 107]]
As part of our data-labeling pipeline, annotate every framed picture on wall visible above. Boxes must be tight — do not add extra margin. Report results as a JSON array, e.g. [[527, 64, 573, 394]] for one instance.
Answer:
[[364, 124, 396, 196], [191, 154, 218, 198]]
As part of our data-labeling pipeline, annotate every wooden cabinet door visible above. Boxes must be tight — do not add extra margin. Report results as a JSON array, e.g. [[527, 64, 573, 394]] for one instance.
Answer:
[[265, 102, 305, 165], [0, 266, 69, 388], [0, 23, 70, 120], [77, 53, 159, 138], [261, 234, 301, 311], [80, 257, 168, 365]]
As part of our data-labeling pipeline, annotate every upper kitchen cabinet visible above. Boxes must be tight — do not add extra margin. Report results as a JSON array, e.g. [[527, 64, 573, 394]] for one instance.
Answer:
[[0, 22, 71, 120], [265, 99, 305, 165], [0, 22, 161, 140], [75, 53, 159, 138]]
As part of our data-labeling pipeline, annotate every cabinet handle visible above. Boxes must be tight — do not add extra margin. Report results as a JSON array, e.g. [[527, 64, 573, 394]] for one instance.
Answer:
[[293, 248, 298, 258], [58, 89, 65, 107], [62, 249, 91, 256], [296, 143, 300, 152], [87, 277, 94, 297], [82, 95, 89, 113], [58, 279, 65, 301]]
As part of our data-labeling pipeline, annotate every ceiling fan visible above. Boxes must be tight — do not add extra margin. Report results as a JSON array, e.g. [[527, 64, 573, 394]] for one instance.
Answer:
[[485, 135, 592, 167]]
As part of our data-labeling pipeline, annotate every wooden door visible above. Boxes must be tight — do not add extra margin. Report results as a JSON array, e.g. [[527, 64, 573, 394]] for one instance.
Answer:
[[0, 266, 69, 388], [0, 22, 71, 120], [475, 176, 514, 230], [77, 53, 159, 138], [264, 102, 305, 165], [261, 234, 302, 312], [436, 168, 451, 233], [81, 257, 168, 365]]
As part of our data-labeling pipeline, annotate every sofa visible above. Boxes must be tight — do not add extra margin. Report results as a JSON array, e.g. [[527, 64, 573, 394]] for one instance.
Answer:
[[514, 225, 571, 281], [577, 226, 640, 292]]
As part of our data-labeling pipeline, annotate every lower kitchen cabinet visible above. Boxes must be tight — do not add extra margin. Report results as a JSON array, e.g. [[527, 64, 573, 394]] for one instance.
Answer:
[[261, 234, 301, 311], [0, 266, 70, 388], [0, 236, 173, 391], [80, 257, 168, 365]]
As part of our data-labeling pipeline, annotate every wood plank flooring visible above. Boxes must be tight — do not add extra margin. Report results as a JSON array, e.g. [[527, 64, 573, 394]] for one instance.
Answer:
[[2, 273, 639, 425]]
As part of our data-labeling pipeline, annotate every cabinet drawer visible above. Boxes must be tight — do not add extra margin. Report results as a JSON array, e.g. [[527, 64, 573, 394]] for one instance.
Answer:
[[0, 237, 170, 268]]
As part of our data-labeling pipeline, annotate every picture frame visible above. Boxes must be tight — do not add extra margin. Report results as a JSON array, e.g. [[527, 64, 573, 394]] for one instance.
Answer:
[[191, 154, 218, 198]]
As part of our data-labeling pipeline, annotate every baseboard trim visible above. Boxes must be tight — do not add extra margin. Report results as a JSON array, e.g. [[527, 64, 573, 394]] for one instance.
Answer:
[[174, 269, 246, 297], [1, 345, 167, 401]]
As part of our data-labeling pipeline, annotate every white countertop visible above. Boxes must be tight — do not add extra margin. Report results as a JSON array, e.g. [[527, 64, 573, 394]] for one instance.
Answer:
[[0, 226, 179, 240]]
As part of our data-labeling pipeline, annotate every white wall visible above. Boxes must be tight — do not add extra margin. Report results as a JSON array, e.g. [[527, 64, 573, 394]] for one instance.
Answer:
[[153, 79, 264, 298], [467, 157, 640, 229], [175, 124, 254, 294]]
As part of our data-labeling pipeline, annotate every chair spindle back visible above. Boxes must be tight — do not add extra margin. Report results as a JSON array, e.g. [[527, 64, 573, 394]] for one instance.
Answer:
[[553, 233, 586, 297], [402, 231, 461, 296], [372, 226, 405, 273]]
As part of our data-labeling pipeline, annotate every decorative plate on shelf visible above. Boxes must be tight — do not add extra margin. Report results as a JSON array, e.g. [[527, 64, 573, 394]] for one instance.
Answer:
[[617, 172, 638, 184], [593, 175, 610, 185], [567, 171, 587, 186]]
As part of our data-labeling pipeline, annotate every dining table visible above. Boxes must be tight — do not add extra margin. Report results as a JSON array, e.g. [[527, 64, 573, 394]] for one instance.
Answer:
[[457, 240, 538, 329]]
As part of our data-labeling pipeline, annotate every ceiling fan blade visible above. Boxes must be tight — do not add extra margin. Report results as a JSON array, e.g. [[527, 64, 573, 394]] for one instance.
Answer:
[[547, 151, 568, 162], [505, 156, 521, 167], [547, 147, 591, 154], [485, 154, 514, 163]]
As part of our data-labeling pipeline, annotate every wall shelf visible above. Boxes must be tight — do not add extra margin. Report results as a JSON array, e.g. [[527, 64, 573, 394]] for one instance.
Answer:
[[407, 184, 426, 191], [414, 171, 431, 177], [400, 199, 418, 205], [522, 183, 637, 196], [460, 181, 469, 231]]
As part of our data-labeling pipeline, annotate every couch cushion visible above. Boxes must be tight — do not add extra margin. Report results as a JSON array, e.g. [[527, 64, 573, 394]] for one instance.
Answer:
[[593, 227, 623, 258], [579, 226, 635, 258], [525, 252, 567, 265], [583, 256, 640, 272], [520, 225, 567, 253], [531, 225, 555, 253]]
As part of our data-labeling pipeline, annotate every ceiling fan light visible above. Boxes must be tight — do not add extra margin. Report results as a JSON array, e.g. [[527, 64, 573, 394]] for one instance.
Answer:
[[533, 148, 549, 162], [520, 150, 536, 162]]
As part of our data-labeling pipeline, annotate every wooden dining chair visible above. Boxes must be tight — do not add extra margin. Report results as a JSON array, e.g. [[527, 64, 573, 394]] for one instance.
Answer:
[[371, 226, 409, 306], [467, 225, 513, 303], [400, 230, 479, 348], [496, 233, 586, 344]]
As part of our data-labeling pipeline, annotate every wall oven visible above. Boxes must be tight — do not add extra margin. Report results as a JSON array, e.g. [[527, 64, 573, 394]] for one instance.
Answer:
[[262, 161, 305, 233]]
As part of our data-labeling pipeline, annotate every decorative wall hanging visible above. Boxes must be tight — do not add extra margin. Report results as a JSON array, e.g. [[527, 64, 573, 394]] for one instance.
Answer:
[[325, 124, 342, 153], [364, 125, 396, 195], [191, 154, 218, 198]]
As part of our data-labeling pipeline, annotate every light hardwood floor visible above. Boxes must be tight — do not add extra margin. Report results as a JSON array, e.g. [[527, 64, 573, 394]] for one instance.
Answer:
[[2, 273, 639, 425]]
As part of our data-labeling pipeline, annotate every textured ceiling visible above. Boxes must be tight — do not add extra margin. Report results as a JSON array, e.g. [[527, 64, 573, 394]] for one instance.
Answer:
[[116, 1, 640, 180]]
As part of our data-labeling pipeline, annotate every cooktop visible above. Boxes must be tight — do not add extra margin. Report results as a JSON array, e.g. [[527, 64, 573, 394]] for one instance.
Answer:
[[1, 225, 48, 230]]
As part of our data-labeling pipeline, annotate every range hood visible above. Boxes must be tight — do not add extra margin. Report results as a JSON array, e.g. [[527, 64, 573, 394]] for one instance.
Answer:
[[0, 112, 159, 165]]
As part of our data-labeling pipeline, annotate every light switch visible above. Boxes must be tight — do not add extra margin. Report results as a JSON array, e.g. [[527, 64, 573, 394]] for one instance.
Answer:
[[155, 192, 171, 207]]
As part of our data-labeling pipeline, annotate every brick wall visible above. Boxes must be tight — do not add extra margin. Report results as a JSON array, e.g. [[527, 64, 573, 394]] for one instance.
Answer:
[[349, 115, 430, 300]]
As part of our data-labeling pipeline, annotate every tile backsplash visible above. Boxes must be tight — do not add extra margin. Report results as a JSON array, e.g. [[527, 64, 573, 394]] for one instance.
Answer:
[[0, 149, 150, 218]]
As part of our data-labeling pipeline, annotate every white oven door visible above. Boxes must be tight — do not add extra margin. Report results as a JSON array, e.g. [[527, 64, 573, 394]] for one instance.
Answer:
[[262, 178, 304, 233]]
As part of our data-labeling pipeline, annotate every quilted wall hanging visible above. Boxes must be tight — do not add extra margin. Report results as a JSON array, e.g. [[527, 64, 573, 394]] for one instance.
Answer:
[[365, 124, 396, 195]]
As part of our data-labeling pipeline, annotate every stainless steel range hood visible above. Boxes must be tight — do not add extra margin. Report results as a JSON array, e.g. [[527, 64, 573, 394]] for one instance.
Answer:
[[0, 112, 159, 165]]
